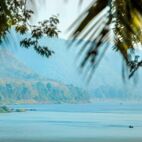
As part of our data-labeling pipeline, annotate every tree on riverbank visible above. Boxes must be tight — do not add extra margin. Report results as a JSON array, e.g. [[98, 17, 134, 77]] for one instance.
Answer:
[[0, 0, 60, 57]]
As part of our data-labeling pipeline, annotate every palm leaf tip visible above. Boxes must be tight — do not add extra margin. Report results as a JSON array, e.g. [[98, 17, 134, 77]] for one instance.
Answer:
[[69, 0, 142, 81]]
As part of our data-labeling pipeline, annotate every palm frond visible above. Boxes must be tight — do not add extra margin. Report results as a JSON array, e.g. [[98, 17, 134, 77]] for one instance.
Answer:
[[69, 0, 142, 80]]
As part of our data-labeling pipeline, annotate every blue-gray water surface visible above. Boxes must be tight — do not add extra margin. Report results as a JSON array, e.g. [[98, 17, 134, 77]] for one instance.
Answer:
[[0, 103, 142, 142]]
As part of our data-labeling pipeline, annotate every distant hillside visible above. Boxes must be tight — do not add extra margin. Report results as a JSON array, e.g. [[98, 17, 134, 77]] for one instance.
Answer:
[[0, 48, 89, 104], [2, 32, 142, 102], [13, 37, 142, 102], [0, 48, 39, 80]]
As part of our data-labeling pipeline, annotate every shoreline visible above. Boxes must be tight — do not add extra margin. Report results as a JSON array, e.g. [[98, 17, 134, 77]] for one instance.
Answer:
[[0, 137, 142, 142]]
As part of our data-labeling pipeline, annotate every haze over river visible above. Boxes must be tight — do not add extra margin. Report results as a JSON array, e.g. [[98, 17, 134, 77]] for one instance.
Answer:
[[0, 103, 142, 142]]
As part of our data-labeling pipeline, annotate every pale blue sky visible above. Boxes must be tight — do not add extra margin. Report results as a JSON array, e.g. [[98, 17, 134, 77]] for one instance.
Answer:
[[29, 0, 93, 39]]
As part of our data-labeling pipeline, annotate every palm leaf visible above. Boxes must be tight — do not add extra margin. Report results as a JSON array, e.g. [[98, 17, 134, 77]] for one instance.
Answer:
[[69, 0, 142, 80]]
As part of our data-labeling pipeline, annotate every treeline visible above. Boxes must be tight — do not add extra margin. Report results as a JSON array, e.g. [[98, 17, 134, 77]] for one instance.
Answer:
[[0, 80, 90, 104]]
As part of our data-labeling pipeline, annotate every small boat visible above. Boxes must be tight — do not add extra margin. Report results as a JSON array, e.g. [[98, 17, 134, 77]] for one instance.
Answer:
[[129, 125, 134, 128]]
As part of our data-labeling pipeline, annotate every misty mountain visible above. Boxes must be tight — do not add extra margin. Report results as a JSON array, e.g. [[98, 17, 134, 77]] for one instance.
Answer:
[[0, 48, 89, 104], [1, 30, 142, 102], [16, 38, 142, 102], [1, 30, 123, 89], [0, 48, 39, 80]]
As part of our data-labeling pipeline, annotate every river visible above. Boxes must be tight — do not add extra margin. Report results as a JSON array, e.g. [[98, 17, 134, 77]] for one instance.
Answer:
[[0, 103, 142, 142]]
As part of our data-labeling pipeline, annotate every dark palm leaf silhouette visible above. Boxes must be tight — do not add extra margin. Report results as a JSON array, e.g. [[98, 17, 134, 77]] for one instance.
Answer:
[[69, 0, 142, 80]]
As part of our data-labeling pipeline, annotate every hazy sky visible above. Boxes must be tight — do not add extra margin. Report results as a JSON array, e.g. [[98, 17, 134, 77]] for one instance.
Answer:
[[30, 0, 93, 39], [14, 0, 142, 94]]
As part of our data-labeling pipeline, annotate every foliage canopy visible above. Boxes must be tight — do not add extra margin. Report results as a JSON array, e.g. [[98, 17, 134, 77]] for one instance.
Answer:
[[0, 0, 60, 57]]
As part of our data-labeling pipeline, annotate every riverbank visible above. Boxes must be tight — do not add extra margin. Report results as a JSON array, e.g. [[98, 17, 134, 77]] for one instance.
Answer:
[[0, 106, 27, 113], [0, 137, 142, 142], [0, 106, 11, 113]]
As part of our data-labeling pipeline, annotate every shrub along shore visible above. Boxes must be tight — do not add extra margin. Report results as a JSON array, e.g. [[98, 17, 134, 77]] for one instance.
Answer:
[[0, 106, 27, 113]]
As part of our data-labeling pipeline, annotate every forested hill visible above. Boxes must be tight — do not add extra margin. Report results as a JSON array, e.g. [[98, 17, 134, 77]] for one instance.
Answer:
[[0, 48, 90, 104]]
